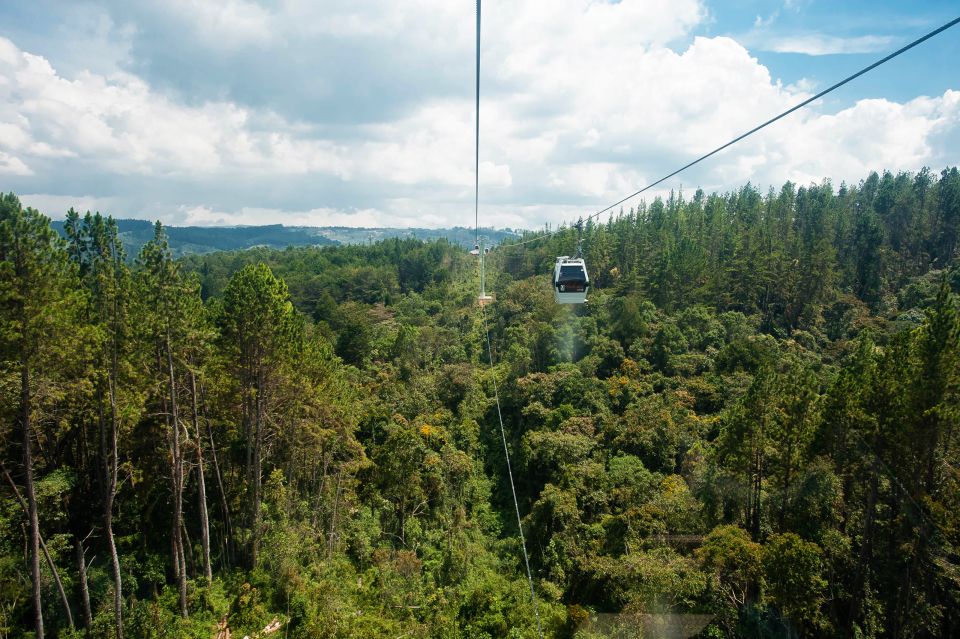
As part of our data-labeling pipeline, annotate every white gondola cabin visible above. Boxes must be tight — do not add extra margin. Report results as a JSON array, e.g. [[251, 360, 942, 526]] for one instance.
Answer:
[[553, 256, 589, 304]]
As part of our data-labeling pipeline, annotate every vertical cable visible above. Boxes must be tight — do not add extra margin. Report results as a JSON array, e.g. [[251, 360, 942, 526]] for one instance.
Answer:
[[473, 6, 542, 630], [474, 0, 481, 246]]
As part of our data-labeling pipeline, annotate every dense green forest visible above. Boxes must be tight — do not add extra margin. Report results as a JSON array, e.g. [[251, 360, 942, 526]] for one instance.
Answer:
[[1, 167, 959, 639]]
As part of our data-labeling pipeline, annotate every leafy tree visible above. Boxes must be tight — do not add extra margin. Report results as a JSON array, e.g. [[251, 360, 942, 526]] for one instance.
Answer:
[[2, 166, 960, 637], [768, 363, 819, 530], [717, 365, 781, 539], [697, 524, 762, 633], [763, 533, 827, 634]]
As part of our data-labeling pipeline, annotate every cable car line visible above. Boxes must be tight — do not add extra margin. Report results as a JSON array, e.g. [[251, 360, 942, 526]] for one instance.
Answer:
[[481, 302, 544, 638], [474, 0, 481, 248], [502, 13, 960, 251], [849, 428, 943, 539], [470, 12, 958, 635], [471, 1, 544, 636]]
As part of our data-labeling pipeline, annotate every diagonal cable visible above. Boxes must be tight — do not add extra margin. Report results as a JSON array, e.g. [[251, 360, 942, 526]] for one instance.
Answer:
[[480, 302, 544, 639], [504, 15, 960, 250]]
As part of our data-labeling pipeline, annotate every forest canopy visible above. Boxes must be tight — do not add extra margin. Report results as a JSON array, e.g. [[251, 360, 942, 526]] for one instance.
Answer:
[[1, 167, 959, 638]]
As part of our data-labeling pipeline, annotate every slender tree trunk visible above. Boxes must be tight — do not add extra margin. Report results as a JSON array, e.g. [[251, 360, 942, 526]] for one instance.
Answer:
[[165, 335, 188, 618], [891, 502, 914, 639], [40, 523, 74, 629], [200, 382, 233, 568], [21, 364, 45, 639], [242, 348, 254, 561], [190, 371, 213, 583], [779, 435, 794, 531], [752, 456, 761, 539], [312, 451, 331, 530], [102, 262, 127, 639], [2, 463, 74, 629], [250, 364, 264, 567], [181, 518, 196, 576], [76, 538, 93, 630], [849, 458, 879, 633], [752, 412, 766, 540], [106, 379, 124, 639], [105, 517, 123, 639], [327, 470, 343, 557], [170, 516, 184, 616], [244, 378, 253, 534], [171, 518, 180, 582]]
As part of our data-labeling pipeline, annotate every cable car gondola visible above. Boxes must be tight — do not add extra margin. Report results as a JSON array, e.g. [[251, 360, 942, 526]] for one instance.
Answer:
[[553, 220, 589, 304], [553, 256, 589, 304]]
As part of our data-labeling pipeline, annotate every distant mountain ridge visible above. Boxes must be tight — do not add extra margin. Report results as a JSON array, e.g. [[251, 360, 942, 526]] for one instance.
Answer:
[[50, 218, 521, 257]]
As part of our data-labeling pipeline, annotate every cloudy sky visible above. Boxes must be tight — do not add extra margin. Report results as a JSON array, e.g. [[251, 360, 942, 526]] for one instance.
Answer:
[[1, 0, 958, 229]]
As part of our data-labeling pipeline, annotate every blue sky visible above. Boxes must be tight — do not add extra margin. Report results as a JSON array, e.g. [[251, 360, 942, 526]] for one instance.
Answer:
[[707, 1, 959, 105], [0, 0, 958, 229]]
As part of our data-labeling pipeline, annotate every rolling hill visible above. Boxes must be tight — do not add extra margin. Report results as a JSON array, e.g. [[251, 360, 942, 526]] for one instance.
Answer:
[[50, 219, 522, 257]]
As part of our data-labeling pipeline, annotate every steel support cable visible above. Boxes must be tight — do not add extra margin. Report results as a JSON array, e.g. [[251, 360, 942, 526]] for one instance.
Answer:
[[473, 1, 544, 636], [503, 14, 960, 250], [846, 429, 960, 591], [848, 428, 945, 538], [474, 0, 481, 246], [480, 302, 544, 639]]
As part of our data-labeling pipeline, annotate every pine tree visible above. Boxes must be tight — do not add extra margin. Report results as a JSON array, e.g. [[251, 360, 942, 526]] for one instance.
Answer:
[[0, 194, 82, 639], [64, 209, 133, 638], [718, 364, 782, 539], [219, 262, 302, 566], [137, 221, 206, 617]]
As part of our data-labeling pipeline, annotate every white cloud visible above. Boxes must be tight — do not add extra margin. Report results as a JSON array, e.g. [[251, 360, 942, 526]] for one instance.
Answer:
[[785, 77, 817, 93], [783, 0, 811, 11], [754, 12, 779, 29], [160, 0, 274, 49], [764, 33, 895, 55], [0, 36, 351, 179], [18, 193, 118, 215], [0, 151, 32, 176], [0, 0, 958, 230], [761, 91, 960, 186]]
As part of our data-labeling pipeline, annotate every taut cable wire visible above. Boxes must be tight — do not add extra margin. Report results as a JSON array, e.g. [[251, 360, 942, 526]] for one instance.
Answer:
[[474, 0, 481, 246], [472, 2, 543, 635], [481, 302, 544, 638], [504, 14, 960, 250]]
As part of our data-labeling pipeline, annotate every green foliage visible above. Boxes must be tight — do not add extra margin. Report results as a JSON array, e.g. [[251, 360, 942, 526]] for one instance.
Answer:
[[763, 533, 828, 632], [697, 525, 762, 611], [2, 168, 960, 638]]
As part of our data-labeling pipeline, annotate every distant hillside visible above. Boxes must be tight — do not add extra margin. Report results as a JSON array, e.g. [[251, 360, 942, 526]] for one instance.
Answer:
[[50, 219, 520, 257], [316, 225, 520, 248]]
